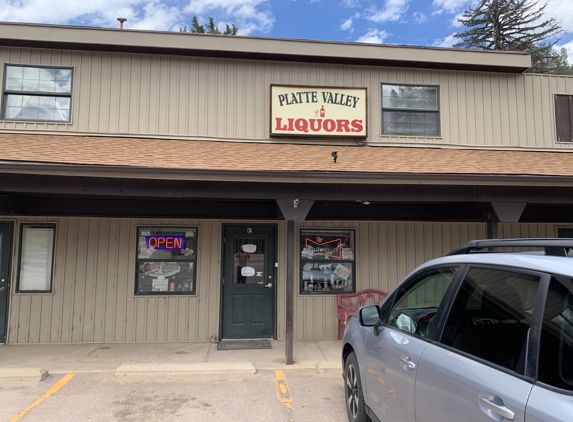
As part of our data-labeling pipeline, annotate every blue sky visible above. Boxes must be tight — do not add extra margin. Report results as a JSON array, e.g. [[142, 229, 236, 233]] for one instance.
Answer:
[[1, 0, 573, 59]]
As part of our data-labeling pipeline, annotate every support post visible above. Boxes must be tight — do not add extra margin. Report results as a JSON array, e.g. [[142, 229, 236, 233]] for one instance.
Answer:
[[487, 219, 499, 239], [286, 220, 294, 365]]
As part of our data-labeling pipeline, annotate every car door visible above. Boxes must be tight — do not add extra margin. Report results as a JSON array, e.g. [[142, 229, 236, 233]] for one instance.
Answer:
[[415, 266, 543, 422], [525, 275, 573, 422], [364, 266, 460, 422]]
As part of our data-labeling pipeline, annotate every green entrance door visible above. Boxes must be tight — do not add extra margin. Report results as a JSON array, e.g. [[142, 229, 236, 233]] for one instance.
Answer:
[[221, 225, 276, 339], [0, 222, 13, 344]]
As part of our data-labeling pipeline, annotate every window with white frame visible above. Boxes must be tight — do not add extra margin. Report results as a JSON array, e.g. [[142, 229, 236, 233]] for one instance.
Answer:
[[17, 224, 56, 293], [382, 84, 439, 136], [2, 65, 73, 122]]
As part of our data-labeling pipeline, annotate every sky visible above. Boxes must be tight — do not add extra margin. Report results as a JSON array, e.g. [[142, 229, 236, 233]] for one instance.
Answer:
[[1, 0, 573, 61]]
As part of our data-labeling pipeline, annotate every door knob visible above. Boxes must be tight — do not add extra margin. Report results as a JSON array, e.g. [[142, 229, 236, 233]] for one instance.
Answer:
[[0, 287, 6, 292], [264, 283, 273, 288]]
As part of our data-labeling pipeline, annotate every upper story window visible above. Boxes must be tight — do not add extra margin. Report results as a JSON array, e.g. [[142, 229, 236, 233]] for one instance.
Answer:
[[2, 65, 73, 122], [382, 84, 439, 136], [555, 94, 572, 143]]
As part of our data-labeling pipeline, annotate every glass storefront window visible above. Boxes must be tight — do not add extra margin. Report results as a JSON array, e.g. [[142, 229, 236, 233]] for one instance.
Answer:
[[136, 227, 198, 295], [300, 229, 356, 295]]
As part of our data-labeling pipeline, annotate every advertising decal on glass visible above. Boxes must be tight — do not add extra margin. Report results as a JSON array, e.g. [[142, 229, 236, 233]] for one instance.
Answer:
[[300, 229, 356, 295], [136, 227, 197, 295]]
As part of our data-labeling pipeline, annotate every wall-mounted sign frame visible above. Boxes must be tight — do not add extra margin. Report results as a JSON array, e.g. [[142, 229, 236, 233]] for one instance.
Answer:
[[270, 85, 368, 138]]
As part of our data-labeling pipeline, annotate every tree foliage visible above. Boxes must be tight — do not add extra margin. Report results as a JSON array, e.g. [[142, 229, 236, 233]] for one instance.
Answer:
[[453, 0, 571, 74], [180, 16, 238, 35]]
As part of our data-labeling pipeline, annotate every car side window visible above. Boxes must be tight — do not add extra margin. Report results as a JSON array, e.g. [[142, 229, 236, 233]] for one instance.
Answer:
[[440, 267, 540, 374], [382, 267, 458, 338], [537, 277, 573, 391]]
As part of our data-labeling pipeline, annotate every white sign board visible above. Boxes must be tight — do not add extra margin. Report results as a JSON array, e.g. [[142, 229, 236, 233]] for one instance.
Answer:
[[242, 244, 257, 253], [241, 266, 256, 277], [271, 85, 367, 138]]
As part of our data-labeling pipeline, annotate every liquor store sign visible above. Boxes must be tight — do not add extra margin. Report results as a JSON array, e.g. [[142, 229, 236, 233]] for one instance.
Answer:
[[270, 85, 367, 138]]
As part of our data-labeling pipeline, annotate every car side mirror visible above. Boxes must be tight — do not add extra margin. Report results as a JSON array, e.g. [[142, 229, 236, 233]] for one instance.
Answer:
[[360, 305, 381, 327]]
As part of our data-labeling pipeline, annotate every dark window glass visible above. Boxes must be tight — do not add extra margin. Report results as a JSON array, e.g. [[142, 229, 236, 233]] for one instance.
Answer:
[[538, 277, 573, 391], [555, 94, 573, 143], [3, 65, 73, 122], [383, 267, 458, 338], [136, 227, 197, 295], [382, 84, 440, 136], [440, 268, 540, 373], [300, 229, 355, 295]]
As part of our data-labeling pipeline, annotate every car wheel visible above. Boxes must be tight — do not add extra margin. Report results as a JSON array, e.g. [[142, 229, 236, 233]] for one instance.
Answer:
[[344, 352, 369, 422]]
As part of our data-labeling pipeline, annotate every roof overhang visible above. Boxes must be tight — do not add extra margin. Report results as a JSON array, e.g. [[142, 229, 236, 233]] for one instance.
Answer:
[[0, 22, 532, 73]]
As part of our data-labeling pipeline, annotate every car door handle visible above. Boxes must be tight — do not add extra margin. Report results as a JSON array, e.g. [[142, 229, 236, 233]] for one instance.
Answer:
[[479, 397, 515, 421], [400, 356, 416, 370]]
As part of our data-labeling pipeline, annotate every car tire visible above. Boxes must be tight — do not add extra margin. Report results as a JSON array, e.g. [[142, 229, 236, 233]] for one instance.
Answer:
[[344, 352, 370, 422]]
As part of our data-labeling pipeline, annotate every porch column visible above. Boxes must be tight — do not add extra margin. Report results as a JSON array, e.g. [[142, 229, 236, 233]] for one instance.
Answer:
[[276, 199, 314, 365]]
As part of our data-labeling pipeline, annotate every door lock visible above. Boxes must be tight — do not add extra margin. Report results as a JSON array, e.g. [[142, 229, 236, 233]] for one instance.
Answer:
[[1, 279, 4, 282], [0, 287, 6, 292]]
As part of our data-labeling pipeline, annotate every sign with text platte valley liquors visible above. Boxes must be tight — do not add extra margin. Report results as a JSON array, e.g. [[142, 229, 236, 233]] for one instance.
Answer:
[[270, 85, 367, 138]]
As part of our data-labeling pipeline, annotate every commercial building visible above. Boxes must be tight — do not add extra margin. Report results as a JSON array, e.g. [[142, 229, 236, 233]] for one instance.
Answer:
[[1, 23, 572, 359]]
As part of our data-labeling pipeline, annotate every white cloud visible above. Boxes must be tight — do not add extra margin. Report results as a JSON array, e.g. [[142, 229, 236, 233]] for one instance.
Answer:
[[342, 0, 359, 7], [413, 11, 426, 24], [545, 0, 573, 34], [340, 17, 354, 32], [184, 0, 274, 34], [432, 0, 472, 15], [356, 29, 389, 44], [433, 34, 456, 48], [367, 0, 410, 23]]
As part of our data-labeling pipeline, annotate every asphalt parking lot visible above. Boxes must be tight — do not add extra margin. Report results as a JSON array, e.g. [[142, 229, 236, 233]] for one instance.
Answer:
[[2, 369, 347, 422]]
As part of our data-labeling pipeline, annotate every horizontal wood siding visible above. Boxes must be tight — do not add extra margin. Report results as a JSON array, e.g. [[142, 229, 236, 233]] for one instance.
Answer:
[[4, 217, 222, 344], [1, 47, 573, 150]]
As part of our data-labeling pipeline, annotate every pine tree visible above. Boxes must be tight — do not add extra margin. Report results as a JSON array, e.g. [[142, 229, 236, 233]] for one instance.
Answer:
[[453, 0, 566, 73], [180, 16, 238, 35]]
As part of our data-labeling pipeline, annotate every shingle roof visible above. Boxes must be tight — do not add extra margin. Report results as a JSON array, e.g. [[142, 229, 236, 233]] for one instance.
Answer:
[[1, 133, 572, 177]]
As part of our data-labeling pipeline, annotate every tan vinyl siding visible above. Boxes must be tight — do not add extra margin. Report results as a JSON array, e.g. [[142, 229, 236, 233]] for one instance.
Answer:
[[2, 47, 573, 150], [4, 217, 223, 344], [2, 217, 571, 343]]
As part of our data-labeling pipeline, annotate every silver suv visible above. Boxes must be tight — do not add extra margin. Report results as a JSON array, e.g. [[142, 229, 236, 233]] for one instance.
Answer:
[[342, 239, 573, 422]]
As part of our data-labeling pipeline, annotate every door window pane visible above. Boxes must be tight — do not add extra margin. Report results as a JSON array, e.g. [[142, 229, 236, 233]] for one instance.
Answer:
[[440, 268, 540, 374], [233, 236, 266, 286], [17, 225, 55, 292], [384, 267, 458, 338], [538, 277, 573, 391]]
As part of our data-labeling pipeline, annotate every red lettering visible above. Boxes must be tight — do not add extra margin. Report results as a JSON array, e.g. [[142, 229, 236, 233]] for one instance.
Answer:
[[287, 118, 294, 131], [351, 119, 364, 133], [166, 238, 174, 249], [148, 237, 157, 248], [174, 238, 182, 249], [323, 119, 336, 132], [309, 119, 322, 132], [337, 119, 351, 132], [157, 237, 166, 248], [275, 117, 287, 131], [295, 118, 309, 133]]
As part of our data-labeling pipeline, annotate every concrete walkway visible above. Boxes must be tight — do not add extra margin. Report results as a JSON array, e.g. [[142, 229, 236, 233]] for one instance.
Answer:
[[0, 340, 343, 380]]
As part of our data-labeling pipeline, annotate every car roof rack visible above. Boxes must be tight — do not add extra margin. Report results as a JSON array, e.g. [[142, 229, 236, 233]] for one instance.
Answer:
[[447, 238, 573, 257]]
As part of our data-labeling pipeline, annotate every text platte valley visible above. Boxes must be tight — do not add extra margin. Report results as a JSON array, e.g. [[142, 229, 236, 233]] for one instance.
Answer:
[[270, 85, 367, 138]]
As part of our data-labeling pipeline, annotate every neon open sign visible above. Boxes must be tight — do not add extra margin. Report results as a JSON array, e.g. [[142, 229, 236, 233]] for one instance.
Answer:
[[146, 235, 185, 250]]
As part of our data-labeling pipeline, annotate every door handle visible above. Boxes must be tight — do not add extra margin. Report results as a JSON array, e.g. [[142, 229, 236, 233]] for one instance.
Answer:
[[479, 397, 515, 420], [400, 356, 416, 370], [264, 283, 273, 288]]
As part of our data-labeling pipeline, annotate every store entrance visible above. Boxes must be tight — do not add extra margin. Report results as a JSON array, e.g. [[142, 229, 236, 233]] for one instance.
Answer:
[[0, 222, 13, 344], [221, 224, 276, 339]]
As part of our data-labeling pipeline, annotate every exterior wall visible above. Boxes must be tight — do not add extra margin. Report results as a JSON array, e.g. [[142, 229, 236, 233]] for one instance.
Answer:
[[2, 216, 570, 344], [1, 47, 573, 151]]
